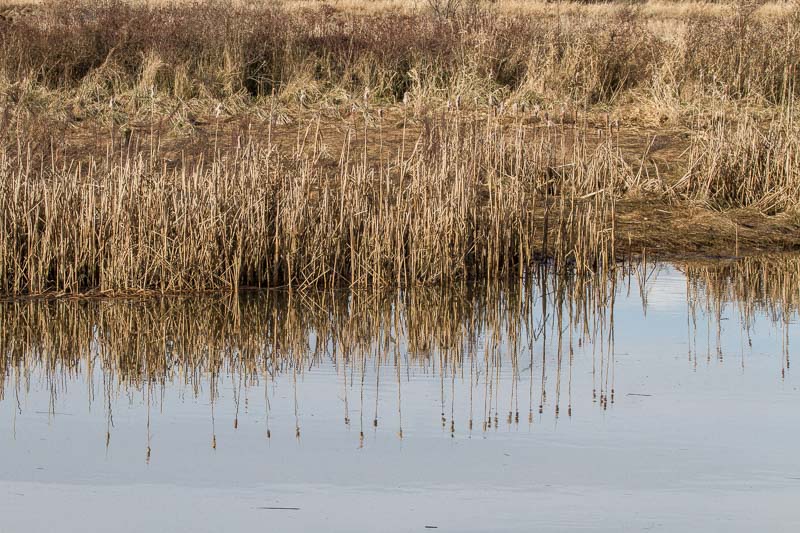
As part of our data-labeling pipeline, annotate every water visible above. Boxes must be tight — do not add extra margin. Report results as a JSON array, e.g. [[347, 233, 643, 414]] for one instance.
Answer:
[[1, 259, 799, 532]]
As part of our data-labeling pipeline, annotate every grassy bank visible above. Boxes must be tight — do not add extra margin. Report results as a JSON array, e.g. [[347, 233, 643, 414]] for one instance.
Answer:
[[1, 1, 799, 296], [3, 105, 800, 296], [2, 1, 798, 113]]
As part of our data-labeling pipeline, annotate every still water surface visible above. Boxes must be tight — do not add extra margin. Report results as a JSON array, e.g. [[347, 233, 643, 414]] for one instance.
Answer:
[[1, 260, 799, 532]]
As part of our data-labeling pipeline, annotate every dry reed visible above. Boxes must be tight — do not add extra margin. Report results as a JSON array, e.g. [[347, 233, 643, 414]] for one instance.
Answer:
[[1, 0, 800, 298], [0, 108, 638, 296], [679, 114, 800, 214]]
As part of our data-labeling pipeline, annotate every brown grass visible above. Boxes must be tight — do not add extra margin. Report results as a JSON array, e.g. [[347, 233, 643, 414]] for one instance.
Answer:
[[0, 109, 631, 296], [679, 114, 800, 213], [1, 1, 800, 296], [1, 1, 798, 109]]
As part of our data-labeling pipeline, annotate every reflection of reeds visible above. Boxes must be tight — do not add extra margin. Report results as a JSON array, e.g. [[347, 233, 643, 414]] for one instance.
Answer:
[[684, 254, 800, 325], [1, 257, 797, 448], [0, 267, 615, 423], [684, 254, 800, 373]]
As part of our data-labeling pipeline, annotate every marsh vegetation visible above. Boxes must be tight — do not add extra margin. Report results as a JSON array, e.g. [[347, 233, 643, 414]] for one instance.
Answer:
[[1, 5, 799, 531], [1, 1, 800, 296]]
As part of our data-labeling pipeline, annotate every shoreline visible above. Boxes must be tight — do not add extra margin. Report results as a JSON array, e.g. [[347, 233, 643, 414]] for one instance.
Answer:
[[2, 1, 799, 297]]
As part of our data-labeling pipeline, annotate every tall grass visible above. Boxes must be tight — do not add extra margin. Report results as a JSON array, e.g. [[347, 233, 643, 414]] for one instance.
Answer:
[[679, 114, 800, 214], [2, 1, 800, 297], [3, 97, 800, 296], [0, 1, 798, 108], [0, 109, 636, 296]]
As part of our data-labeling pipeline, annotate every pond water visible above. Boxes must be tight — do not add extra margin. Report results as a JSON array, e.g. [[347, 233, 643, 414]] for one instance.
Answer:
[[1, 259, 799, 532]]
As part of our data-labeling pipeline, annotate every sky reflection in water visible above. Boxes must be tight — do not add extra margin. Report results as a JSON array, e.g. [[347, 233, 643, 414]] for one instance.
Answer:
[[1, 259, 799, 532]]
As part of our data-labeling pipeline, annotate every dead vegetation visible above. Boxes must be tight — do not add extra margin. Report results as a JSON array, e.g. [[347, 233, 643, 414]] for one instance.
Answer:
[[2, 1, 798, 111], [1, 1, 799, 296]]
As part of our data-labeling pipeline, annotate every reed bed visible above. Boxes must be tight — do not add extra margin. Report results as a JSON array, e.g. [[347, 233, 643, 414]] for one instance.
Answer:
[[4, 100, 800, 297], [0, 107, 642, 296], [679, 114, 800, 214], [2, 1, 800, 298]]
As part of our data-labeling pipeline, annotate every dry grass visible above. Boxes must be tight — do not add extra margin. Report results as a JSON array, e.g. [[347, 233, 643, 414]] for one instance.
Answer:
[[1, 0, 800, 296], [1, 1, 798, 109], [3, 100, 799, 296], [5, 1, 797, 18], [679, 114, 800, 213], [0, 109, 633, 296]]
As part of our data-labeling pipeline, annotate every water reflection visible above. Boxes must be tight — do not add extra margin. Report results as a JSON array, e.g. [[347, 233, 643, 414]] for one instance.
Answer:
[[1, 255, 797, 456]]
